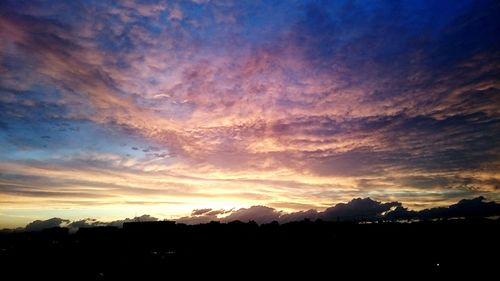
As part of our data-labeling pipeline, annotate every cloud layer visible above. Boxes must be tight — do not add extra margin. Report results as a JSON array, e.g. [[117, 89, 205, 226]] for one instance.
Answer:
[[11, 197, 500, 232], [1, 0, 499, 227]]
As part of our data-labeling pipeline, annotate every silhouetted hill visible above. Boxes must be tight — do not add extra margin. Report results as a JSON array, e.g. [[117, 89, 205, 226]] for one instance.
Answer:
[[1, 219, 498, 279]]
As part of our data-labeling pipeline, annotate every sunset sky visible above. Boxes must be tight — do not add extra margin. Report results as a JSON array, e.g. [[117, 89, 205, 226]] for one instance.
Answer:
[[1, 0, 499, 228]]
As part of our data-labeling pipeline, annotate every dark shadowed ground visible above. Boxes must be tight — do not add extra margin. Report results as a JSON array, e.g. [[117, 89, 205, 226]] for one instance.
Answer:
[[1, 219, 498, 279]]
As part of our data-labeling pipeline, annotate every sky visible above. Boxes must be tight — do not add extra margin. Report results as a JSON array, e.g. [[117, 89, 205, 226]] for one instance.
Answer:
[[1, 0, 499, 228]]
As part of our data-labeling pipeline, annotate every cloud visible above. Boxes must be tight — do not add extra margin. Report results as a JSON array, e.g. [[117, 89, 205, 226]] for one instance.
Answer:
[[176, 214, 218, 225], [66, 218, 107, 233], [1, 0, 500, 225], [206, 209, 231, 216], [107, 214, 159, 227], [176, 208, 233, 224], [16, 196, 500, 232], [25, 217, 70, 232], [67, 218, 100, 229], [319, 198, 402, 221], [21, 215, 159, 232], [191, 208, 212, 216], [417, 196, 500, 219], [279, 209, 319, 224], [367, 196, 500, 221], [221, 206, 282, 224], [176, 197, 500, 224]]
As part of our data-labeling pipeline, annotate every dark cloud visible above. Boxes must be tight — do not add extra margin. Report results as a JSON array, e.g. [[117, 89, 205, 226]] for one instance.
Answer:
[[21, 215, 159, 232], [295, 0, 500, 76], [191, 208, 212, 216], [25, 217, 70, 232], [66, 218, 105, 233], [206, 209, 231, 216], [306, 149, 388, 177], [176, 208, 233, 224], [180, 197, 500, 224], [319, 198, 402, 221], [279, 209, 318, 224], [417, 196, 500, 219], [67, 218, 99, 229], [107, 215, 158, 227], [221, 206, 282, 224], [361, 197, 500, 221], [18, 197, 500, 232], [384, 206, 418, 221], [176, 214, 218, 225], [296, 112, 500, 177]]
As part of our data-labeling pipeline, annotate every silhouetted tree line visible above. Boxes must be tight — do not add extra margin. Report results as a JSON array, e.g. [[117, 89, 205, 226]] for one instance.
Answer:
[[1, 218, 498, 279]]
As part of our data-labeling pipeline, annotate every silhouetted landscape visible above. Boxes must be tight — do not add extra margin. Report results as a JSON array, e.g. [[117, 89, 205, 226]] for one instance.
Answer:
[[2, 196, 500, 278], [2, 217, 499, 278]]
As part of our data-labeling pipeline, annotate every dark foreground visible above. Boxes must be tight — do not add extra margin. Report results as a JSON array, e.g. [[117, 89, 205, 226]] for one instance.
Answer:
[[1, 219, 498, 279]]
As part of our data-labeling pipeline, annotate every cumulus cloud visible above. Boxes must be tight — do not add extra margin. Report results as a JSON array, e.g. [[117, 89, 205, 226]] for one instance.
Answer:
[[319, 198, 402, 221], [107, 215, 159, 227], [212, 198, 402, 224], [25, 218, 70, 232], [176, 197, 500, 224], [17, 197, 500, 232], [22, 215, 160, 232], [417, 196, 500, 220], [176, 214, 218, 225], [68, 218, 99, 229], [221, 206, 282, 224], [279, 209, 319, 224], [176, 208, 233, 224]]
